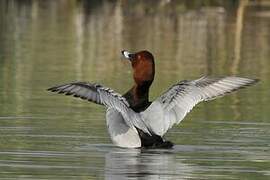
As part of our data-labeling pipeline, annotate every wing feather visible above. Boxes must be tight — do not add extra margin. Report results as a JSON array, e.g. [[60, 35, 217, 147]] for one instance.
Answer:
[[142, 76, 258, 136], [48, 82, 151, 134]]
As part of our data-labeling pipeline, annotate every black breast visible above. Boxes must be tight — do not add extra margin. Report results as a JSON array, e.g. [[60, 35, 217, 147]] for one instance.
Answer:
[[123, 90, 151, 112]]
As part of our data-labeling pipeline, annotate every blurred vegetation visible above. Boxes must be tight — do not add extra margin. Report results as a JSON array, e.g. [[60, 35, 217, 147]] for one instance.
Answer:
[[0, 0, 270, 179], [0, 0, 269, 117], [0, 0, 269, 127]]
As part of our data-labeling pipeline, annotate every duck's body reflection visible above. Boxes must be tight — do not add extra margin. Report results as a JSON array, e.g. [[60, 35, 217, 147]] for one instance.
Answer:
[[104, 147, 193, 179]]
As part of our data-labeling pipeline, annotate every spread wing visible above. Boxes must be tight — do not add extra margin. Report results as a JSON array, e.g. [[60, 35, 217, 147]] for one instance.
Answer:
[[47, 82, 151, 134], [141, 76, 259, 136]]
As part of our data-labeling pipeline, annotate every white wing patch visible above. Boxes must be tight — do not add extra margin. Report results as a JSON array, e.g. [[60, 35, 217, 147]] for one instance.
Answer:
[[142, 76, 258, 136]]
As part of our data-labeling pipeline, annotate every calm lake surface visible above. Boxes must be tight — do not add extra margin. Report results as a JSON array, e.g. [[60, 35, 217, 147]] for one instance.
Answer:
[[0, 0, 270, 179]]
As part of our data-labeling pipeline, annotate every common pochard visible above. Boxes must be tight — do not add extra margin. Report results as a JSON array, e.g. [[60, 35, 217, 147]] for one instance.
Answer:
[[48, 50, 258, 148]]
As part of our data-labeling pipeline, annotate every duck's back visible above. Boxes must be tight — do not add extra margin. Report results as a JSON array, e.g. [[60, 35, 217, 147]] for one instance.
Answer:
[[123, 89, 173, 148]]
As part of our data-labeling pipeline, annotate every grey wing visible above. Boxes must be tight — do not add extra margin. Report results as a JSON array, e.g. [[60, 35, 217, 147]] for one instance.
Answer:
[[48, 82, 105, 105], [48, 82, 151, 134], [141, 76, 258, 136]]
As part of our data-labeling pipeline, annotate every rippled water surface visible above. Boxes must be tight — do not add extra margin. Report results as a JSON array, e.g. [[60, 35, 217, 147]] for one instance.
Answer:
[[0, 0, 270, 179]]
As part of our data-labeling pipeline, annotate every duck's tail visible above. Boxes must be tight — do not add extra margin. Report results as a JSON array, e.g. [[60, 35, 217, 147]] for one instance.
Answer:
[[136, 128, 174, 149]]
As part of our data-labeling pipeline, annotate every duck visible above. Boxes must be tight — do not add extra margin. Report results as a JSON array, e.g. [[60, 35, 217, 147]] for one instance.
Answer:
[[47, 50, 259, 148]]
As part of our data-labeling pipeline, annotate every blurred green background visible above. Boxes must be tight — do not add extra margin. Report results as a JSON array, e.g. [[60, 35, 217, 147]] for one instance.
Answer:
[[0, 0, 269, 179]]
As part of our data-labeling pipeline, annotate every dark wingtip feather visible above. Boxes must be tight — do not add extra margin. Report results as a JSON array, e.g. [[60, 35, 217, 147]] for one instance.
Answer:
[[253, 78, 260, 83], [47, 83, 70, 93], [65, 92, 73, 95], [47, 86, 58, 92], [245, 78, 260, 87], [230, 77, 260, 91]]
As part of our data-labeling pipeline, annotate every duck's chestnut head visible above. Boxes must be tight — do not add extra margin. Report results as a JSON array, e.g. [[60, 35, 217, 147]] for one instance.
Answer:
[[122, 50, 155, 86]]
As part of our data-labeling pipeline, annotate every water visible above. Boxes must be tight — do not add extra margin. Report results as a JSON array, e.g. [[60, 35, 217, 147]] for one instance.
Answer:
[[0, 0, 270, 179]]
